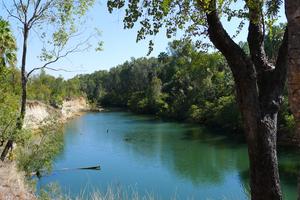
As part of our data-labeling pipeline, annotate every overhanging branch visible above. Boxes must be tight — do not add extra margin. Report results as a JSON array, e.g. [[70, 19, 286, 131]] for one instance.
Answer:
[[246, 0, 274, 73], [205, 0, 252, 78], [2, 0, 24, 24], [26, 35, 93, 78]]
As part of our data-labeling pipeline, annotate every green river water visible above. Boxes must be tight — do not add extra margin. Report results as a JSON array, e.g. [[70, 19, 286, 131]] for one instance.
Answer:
[[37, 111, 300, 199]]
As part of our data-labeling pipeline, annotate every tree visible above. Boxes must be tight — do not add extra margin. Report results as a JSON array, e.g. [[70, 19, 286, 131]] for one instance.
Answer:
[[285, 1, 300, 140], [264, 23, 286, 63], [107, 0, 288, 199], [0, 0, 96, 160], [0, 18, 16, 70], [0, 18, 18, 148]]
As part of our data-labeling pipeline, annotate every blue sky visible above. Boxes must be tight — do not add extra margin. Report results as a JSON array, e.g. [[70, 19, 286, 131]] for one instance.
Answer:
[[1, 1, 286, 79]]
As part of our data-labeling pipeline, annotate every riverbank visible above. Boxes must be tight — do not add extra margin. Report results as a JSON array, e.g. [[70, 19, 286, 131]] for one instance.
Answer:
[[0, 97, 92, 200], [24, 97, 91, 129], [109, 106, 299, 147]]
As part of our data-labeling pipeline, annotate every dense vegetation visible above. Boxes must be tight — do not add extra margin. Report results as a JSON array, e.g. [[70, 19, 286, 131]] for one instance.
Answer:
[[0, 67, 20, 146], [74, 39, 294, 136], [27, 70, 82, 108], [77, 40, 241, 129], [0, 18, 19, 148]]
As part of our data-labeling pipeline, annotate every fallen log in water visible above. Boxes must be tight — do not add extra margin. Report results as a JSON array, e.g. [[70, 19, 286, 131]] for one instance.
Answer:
[[31, 165, 101, 178], [77, 165, 101, 170], [53, 165, 101, 172]]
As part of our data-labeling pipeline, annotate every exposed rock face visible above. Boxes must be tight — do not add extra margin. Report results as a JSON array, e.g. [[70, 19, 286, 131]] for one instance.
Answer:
[[24, 101, 59, 129], [61, 97, 90, 120], [24, 97, 90, 129], [286, 2, 300, 138]]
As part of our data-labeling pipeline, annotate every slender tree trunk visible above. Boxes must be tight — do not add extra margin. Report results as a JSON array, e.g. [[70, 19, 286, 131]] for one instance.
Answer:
[[286, 0, 300, 139], [17, 26, 28, 130], [0, 26, 29, 161]]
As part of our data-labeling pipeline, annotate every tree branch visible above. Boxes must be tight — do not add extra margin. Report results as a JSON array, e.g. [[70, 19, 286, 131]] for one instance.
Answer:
[[204, 0, 261, 129], [27, 57, 60, 78], [27, 0, 42, 26], [205, 0, 253, 79], [28, 1, 52, 29], [26, 36, 92, 78], [2, 0, 24, 24], [246, 0, 273, 72]]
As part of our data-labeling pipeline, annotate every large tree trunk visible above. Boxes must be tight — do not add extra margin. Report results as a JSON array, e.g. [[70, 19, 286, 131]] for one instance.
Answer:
[[0, 26, 28, 161], [233, 66, 283, 200], [286, 0, 300, 139], [245, 111, 281, 199], [205, 1, 288, 199]]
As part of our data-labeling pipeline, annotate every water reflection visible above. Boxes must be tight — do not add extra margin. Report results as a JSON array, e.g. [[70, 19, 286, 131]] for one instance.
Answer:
[[122, 122, 249, 186], [37, 111, 298, 199]]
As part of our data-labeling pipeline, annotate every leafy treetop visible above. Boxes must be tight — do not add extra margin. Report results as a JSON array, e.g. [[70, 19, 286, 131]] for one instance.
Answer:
[[107, 0, 283, 54]]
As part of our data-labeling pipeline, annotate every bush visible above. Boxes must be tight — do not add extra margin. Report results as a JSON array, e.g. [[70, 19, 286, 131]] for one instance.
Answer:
[[188, 105, 203, 122], [16, 120, 64, 176], [278, 97, 296, 136]]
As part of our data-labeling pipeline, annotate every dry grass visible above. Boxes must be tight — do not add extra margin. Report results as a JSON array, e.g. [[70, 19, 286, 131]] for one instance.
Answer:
[[38, 184, 158, 200], [75, 187, 156, 200]]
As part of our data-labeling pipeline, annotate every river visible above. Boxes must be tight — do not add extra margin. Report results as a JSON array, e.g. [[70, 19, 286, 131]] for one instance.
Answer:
[[37, 111, 300, 199]]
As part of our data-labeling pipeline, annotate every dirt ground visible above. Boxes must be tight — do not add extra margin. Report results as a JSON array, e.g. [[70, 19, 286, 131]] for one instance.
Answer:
[[0, 161, 36, 200]]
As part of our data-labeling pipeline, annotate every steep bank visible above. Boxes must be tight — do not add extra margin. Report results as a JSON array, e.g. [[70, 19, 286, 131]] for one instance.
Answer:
[[61, 97, 90, 121], [0, 97, 90, 200], [24, 97, 90, 129]]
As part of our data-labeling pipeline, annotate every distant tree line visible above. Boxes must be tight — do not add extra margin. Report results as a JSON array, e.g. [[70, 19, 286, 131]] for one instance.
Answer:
[[74, 36, 294, 136], [1, 68, 83, 108], [27, 70, 82, 108]]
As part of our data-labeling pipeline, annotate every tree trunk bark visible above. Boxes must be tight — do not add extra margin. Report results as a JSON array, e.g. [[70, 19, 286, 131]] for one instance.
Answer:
[[286, 0, 300, 139], [18, 25, 29, 128], [0, 25, 29, 161], [234, 73, 282, 200], [246, 112, 281, 199]]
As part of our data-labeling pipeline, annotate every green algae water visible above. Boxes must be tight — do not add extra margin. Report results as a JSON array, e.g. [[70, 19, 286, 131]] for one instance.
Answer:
[[37, 111, 299, 199]]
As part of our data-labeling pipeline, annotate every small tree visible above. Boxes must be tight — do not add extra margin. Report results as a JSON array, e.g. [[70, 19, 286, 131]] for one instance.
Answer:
[[0, 0, 97, 160]]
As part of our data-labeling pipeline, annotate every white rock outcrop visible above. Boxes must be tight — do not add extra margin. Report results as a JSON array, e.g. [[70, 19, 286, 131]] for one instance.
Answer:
[[24, 97, 89, 129]]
